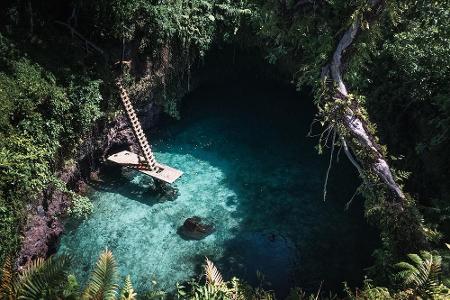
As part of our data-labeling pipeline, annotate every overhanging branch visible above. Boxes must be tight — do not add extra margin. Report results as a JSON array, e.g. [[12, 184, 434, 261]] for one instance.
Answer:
[[323, 0, 406, 201]]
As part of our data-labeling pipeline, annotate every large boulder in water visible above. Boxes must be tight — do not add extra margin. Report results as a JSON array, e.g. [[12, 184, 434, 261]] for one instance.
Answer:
[[178, 216, 215, 240]]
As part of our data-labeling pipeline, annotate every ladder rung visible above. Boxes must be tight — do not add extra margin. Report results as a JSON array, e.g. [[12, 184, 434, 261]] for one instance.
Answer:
[[118, 84, 160, 172]]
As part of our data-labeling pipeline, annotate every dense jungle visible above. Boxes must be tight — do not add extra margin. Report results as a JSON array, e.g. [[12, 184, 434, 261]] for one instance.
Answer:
[[0, 0, 449, 299]]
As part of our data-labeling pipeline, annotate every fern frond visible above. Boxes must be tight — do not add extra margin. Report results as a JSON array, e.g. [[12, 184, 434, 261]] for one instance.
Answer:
[[406, 253, 423, 266], [82, 249, 118, 300], [204, 258, 223, 287], [0, 256, 14, 298], [396, 251, 443, 298], [120, 275, 136, 300]]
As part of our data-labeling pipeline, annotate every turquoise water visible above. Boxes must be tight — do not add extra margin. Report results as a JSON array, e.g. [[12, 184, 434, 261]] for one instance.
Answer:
[[58, 82, 378, 297]]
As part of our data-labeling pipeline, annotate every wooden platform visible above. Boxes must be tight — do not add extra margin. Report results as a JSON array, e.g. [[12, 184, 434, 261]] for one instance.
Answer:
[[107, 150, 183, 184]]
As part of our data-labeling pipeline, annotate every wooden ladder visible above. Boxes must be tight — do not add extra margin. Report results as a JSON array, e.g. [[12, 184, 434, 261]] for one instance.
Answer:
[[117, 81, 158, 171]]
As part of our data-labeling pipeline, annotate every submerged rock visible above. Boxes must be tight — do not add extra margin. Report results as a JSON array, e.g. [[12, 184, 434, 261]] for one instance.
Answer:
[[178, 216, 215, 240]]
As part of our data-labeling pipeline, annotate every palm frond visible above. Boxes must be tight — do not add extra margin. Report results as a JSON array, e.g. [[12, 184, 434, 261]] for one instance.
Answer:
[[82, 249, 118, 300], [16, 255, 70, 300], [204, 258, 223, 287], [119, 275, 136, 300], [18, 258, 45, 284], [0, 256, 14, 298]]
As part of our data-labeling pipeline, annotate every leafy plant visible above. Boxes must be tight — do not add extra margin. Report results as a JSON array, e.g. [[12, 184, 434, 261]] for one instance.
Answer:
[[0, 255, 71, 299], [67, 193, 94, 220], [395, 251, 444, 298], [119, 275, 136, 300], [82, 249, 119, 300], [204, 258, 223, 287], [0, 34, 102, 265]]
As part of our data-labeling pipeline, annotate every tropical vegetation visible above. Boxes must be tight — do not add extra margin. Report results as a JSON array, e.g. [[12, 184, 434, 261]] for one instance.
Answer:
[[1, 247, 449, 299], [0, 0, 449, 298]]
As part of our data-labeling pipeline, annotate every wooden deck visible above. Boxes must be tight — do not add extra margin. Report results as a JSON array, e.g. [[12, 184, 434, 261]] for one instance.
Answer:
[[107, 150, 183, 184]]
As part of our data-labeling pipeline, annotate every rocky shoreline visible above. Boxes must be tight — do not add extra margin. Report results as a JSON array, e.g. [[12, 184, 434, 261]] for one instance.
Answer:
[[17, 114, 140, 268], [16, 43, 195, 268]]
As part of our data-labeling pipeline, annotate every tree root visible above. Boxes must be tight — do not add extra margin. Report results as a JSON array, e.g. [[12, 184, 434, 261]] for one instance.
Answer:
[[323, 128, 336, 201]]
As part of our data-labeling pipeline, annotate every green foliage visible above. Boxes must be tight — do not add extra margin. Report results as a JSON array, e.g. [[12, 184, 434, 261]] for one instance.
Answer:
[[395, 251, 445, 298], [345, 279, 392, 300], [0, 1, 449, 299], [67, 193, 94, 220], [4, 250, 449, 300], [119, 275, 137, 300], [0, 134, 52, 265], [0, 34, 101, 265], [78, 0, 249, 57], [177, 259, 276, 300], [346, 249, 450, 299], [17, 256, 70, 299], [250, 0, 357, 89], [365, 0, 450, 151], [68, 77, 103, 138], [0, 136, 52, 196], [82, 249, 119, 300], [63, 274, 81, 299], [0, 251, 280, 300], [0, 256, 71, 300]]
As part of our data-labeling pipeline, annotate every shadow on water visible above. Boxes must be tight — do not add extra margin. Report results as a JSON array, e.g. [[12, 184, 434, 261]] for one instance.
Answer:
[[89, 165, 178, 206], [152, 80, 379, 297]]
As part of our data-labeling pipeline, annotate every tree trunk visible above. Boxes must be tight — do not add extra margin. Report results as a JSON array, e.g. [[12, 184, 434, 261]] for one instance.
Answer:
[[321, 0, 428, 254]]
